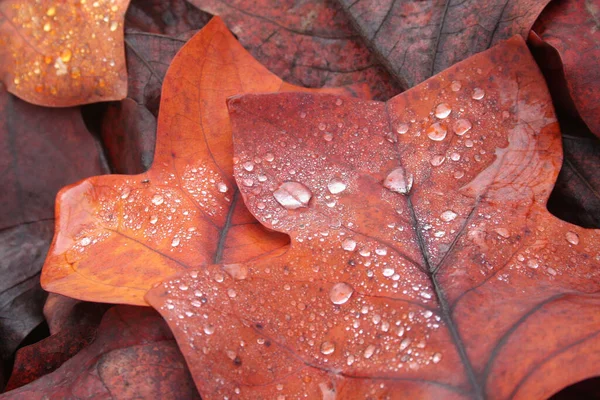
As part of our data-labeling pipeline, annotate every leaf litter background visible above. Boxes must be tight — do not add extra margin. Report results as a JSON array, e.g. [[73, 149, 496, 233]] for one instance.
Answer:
[[0, 0, 599, 398]]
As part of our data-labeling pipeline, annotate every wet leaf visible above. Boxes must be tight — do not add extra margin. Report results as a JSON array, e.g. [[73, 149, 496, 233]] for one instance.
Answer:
[[531, 0, 600, 137], [0, 0, 129, 107], [40, 17, 370, 306], [101, 0, 210, 174], [338, 0, 550, 89], [188, 0, 400, 100], [1, 306, 200, 399], [0, 85, 107, 362], [146, 37, 600, 399], [5, 301, 110, 391]]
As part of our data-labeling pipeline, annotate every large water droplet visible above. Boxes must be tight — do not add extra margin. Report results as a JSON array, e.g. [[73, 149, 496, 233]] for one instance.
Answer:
[[273, 182, 312, 209], [327, 178, 347, 194], [329, 282, 354, 305], [566, 231, 579, 245], [472, 88, 485, 100], [434, 103, 451, 119], [427, 123, 447, 141], [383, 167, 413, 194], [453, 119, 472, 136], [440, 210, 457, 222], [320, 341, 335, 355]]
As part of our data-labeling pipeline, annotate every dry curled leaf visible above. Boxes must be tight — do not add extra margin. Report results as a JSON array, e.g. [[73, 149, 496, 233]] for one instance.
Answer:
[[146, 37, 600, 399], [0, 0, 129, 106], [189, 0, 400, 100], [338, 0, 550, 89], [41, 17, 370, 306], [532, 0, 600, 137], [1, 306, 200, 399]]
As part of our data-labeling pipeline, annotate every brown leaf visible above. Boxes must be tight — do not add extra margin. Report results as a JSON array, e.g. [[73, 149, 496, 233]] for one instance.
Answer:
[[40, 17, 369, 306], [338, 0, 550, 89], [5, 301, 110, 391], [0, 84, 107, 361], [125, 0, 211, 35], [146, 37, 600, 399], [188, 0, 400, 100], [0, 0, 130, 107], [1, 306, 200, 399], [531, 0, 600, 137]]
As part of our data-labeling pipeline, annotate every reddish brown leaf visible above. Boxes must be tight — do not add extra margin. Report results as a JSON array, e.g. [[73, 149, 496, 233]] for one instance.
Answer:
[[1, 306, 200, 399], [41, 17, 370, 306], [532, 0, 600, 137], [338, 0, 550, 89], [188, 0, 400, 100], [5, 301, 110, 391], [0, 0, 130, 107], [125, 0, 211, 35], [0, 84, 107, 361], [146, 37, 600, 399]]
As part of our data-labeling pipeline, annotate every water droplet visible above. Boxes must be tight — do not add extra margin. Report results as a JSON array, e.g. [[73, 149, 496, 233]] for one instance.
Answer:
[[151, 195, 164, 205], [440, 210, 457, 222], [318, 123, 326, 131], [223, 264, 248, 280], [383, 167, 413, 194], [179, 284, 188, 291], [243, 161, 254, 171], [217, 182, 228, 193], [347, 355, 355, 365], [363, 344, 376, 359], [432, 353, 442, 363], [149, 215, 158, 224], [323, 133, 333, 141], [242, 178, 253, 187], [43, 22, 51, 32], [453, 119, 472, 136], [204, 325, 215, 335], [46, 6, 56, 16], [451, 81, 462, 91], [265, 153, 275, 162], [495, 228, 510, 238], [430, 155, 445, 167], [383, 267, 395, 277], [327, 177, 347, 194], [375, 248, 387, 256], [527, 260, 539, 269], [335, 98, 343, 106], [453, 170, 464, 179], [60, 49, 72, 63], [342, 238, 356, 251], [566, 231, 579, 245], [273, 182, 312, 209], [472, 88, 485, 100], [427, 123, 448, 141], [329, 282, 354, 305], [450, 152, 461, 161], [396, 123, 409, 134], [320, 341, 335, 355], [171, 238, 180, 247], [110, 21, 119, 31], [434, 103, 451, 119], [399, 337, 411, 350], [227, 288, 237, 298], [465, 140, 474, 148], [80, 237, 91, 246]]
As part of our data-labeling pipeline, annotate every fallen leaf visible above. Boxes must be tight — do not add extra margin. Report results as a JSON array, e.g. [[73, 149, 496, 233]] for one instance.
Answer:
[[4, 301, 110, 391], [531, 0, 600, 137], [188, 0, 400, 100], [338, 0, 550, 89], [0, 84, 107, 362], [41, 17, 369, 306], [0, 0, 129, 107], [1, 306, 200, 399], [101, 0, 209, 174], [146, 37, 600, 399], [125, 0, 211, 35]]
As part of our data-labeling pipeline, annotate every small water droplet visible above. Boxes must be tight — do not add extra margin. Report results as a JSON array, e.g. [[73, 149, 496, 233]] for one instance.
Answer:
[[320, 341, 335, 355], [566, 231, 579, 245], [472, 88, 485, 100], [440, 210, 457, 222], [363, 344, 376, 359], [465, 140, 474, 148], [451, 81, 462, 91], [384, 167, 413, 194], [179, 284, 188, 291], [265, 153, 275, 162], [400, 337, 411, 350], [217, 182, 228, 193], [495, 228, 510, 238], [150, 215, 158, 224], [243, 161, 254, 171], [396, 123, 409, 134], [347, 355, 355, 365], [342, 238, 357, 251], [327, 177, 347, 194], [329, 282, 354, 305], [323, 133, 333, 141], [383, 267, 395, 277], [242, 178, 254, 187], [335, 98, 343, 106], [453, 170, 464, 179], [434, 103, 451, 119], [450, 152, 461, 161], [375, 248, 387, 256], [151, 195, 164, 205], [227, 288, 237, 298], [204, 325, 215, 335], [453, 119, 472, 136], [171, 237, 180, 247], [430, 155, 445, 167], [427, 123, 448, 141], [80, 237, 91, 246], [318, 123, 326, 131], [432, 353, 442, 363], [109, 21, 119, 31], [273, 182, 312, 209]]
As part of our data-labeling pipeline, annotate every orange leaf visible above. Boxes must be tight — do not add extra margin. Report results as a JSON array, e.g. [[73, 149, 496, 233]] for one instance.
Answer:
[[146, 37, 600, 399], [40, 17, 371, 306], [0, 0, 129, 107]]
